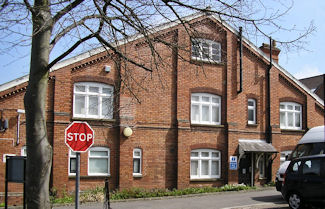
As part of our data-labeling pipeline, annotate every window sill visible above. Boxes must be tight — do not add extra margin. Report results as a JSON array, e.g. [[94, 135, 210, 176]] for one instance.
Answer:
[[72, 117, 116, 122], [69, 175, 110, 179], [191, 123, 224, 128], [133, 174, 143, 178], [190, 59, 224, 66], [247, 123, 258, 127], [190, 178, 221, 182], [280, 129, 305, 133]]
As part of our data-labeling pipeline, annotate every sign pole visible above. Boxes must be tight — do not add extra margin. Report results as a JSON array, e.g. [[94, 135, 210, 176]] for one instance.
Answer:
[[75, 152, 80, 209]]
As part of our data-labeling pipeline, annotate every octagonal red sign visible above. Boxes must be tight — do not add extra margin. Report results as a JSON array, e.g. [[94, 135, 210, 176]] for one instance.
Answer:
[[65, 121, 94, 152]]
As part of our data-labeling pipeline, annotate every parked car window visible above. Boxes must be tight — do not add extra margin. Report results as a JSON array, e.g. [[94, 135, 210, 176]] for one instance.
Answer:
[[293, 161, 300, 173], [302, 159, 321, 176], [289, 142, 325, 160]]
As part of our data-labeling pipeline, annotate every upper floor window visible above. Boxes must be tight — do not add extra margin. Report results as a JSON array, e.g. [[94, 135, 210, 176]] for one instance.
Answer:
[[191, 93, 221, 125], [88, 147, 110, 176], [248, 99, 256, 124], [280, 102, 302, 130], [190, 149, 221, 179], [191, 38, 221, 63], [73, 82, 113, 119], [133, 148, 142, 177]]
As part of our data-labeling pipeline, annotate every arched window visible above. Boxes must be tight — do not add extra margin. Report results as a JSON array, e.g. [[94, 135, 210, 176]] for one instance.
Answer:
[[248, 99, 256, 124], [280, 102, 302, 130], [190, 149, 221, 179], [133, 148, 142, 177], [191, 93, 221, 125], [73, 82, 113, 119]]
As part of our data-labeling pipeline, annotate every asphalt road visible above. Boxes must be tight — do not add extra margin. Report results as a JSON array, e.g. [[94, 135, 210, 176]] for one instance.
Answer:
[[53, 188, 290, 209]]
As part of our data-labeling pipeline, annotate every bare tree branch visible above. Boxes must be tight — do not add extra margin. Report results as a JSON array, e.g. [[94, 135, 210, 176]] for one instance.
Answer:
[[52, 0, 84, 24]]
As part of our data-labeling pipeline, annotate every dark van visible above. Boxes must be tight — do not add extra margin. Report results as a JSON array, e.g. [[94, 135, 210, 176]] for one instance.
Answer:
[[281, 154, 325, 209]]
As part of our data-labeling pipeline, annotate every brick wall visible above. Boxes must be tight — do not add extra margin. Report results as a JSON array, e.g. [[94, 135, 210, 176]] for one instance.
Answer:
[[0, 15, 324, 205]]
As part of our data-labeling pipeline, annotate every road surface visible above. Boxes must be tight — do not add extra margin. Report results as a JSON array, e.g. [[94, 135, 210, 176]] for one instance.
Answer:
[[54, 188, 289, 209]]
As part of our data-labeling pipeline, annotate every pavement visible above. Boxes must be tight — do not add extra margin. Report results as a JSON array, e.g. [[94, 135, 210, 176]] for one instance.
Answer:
[[4, 187, 291, 209]]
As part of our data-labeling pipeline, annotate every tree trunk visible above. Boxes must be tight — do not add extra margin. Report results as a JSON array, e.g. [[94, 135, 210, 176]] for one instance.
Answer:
[[24, 1, 53, 208]]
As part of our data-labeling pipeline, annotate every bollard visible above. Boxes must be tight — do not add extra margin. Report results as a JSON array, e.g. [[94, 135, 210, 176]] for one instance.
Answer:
[[104, 178, 111, 209]]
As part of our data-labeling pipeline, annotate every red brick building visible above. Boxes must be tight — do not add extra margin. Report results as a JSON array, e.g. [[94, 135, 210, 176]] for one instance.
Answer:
[[0, 13, 324, 203]]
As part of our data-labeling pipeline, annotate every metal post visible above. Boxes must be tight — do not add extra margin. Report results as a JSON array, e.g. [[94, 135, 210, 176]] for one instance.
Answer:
[[104, 178, 111, 209], [5, 156, 8, 209], [75, 152, 80, 209]]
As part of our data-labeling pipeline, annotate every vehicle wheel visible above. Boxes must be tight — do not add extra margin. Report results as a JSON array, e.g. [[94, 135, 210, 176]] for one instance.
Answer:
[[288, 193, 303, 209]]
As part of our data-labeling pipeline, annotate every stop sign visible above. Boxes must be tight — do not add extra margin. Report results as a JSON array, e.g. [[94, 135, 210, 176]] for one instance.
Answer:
[[65, 121, 94, 152]]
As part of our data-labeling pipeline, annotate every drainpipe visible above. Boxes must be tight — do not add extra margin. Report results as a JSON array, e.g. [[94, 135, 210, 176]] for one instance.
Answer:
[[266, 37, 272, 144], [237, 27, 243, 94], [17, 109, 25, 145], [266, 37, 272, 183]]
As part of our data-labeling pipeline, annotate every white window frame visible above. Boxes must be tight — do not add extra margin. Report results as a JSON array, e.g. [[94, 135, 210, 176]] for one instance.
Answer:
[[73, 82, 113, 119], [191, 93, 221, 125], [88, 147, 110, 176], [133, 148, 142, 177], [68, 150, 77, 176], [248, 99, 256, 124], [191, 38, 221, 63], [190, 149, 221, 180], [2, 154, 16, 163], [21, 146, 27, 156], [280, 102, 302, 130]]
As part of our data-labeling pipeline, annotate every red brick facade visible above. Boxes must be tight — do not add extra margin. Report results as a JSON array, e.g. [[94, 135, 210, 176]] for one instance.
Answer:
[[0, 14, 324, 205]]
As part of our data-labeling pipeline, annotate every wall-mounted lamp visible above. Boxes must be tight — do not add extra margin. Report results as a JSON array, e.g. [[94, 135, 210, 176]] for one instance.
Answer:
[[123, 127, 133, 137]]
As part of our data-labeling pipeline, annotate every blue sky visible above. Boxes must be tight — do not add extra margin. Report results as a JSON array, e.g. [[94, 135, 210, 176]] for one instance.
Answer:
[[0, 1, 324, 85]]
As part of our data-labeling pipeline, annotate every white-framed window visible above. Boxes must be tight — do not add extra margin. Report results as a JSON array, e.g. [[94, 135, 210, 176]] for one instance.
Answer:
[[21, 146, 27, 156], [191, 93, 221, 125], [73, 82, 113, 119], [258, 154, 265, 179], [280, 102, 302, 130], [133, 148, 142, 177], [191, 38, 221, 63], [248, 99, 256, 124], [68, 150, 77, 175], [190, 149, 221, 179], [88, 147, 110, 176]]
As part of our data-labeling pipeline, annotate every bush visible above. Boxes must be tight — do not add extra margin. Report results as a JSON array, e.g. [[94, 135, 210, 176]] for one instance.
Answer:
[[49, 184, 255, 204]]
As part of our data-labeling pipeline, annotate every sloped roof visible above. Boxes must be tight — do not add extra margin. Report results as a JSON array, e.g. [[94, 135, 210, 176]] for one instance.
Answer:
[[0, 12, 324, 106], [300, 74, 323, 90], [239, 139, 278, 154]]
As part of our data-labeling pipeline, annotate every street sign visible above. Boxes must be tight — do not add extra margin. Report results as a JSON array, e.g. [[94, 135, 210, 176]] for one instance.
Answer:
[[65, 121, 95, 209], [229, 156, 238, 170], [65, 121, 94, 152]]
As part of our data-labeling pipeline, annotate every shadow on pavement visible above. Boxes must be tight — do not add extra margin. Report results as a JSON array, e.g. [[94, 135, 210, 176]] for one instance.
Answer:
[[251, 194, 285, 204]]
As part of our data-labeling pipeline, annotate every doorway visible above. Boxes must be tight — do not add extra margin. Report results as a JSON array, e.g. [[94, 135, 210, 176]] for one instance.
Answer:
[[238, 153, 252, 186]]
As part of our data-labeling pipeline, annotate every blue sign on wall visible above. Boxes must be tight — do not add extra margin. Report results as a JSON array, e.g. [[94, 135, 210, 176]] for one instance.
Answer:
[[229, 156, 238, 170]]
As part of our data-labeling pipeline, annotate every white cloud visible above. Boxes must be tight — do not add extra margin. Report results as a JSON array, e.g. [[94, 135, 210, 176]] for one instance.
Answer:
[[293, 65, 323, 79]]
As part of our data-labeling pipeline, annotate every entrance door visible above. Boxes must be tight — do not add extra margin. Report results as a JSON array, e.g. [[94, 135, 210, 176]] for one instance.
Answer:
[[238, 153, 252, 186]]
